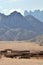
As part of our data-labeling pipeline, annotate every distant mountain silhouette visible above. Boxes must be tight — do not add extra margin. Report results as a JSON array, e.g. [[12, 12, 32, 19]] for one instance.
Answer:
[[0, 11, 43, 41], [24, 10, 43, 22]]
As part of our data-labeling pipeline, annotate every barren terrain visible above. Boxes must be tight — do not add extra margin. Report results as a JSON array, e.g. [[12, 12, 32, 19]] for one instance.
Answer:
[[0, 41, 43, 65]]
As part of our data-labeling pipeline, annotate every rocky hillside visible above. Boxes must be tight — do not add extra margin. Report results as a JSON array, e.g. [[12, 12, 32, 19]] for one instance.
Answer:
[[0, 11, 43, 41]]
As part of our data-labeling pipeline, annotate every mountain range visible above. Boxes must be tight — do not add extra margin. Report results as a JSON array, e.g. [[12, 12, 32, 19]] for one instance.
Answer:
[[24, 10, 43, 22], [30, 34, 43, 45], [0, 11, 43, 41]]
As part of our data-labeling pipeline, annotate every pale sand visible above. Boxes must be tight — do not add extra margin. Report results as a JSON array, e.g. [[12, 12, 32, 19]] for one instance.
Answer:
[[0, 58, 43, 65], [0, 41, 43, 65], [0, 41, 43, 51]]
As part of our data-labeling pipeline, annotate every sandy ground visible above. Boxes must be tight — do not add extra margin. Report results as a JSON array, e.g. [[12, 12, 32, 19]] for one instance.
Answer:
[[0, 41, 43, 51], [0, 58, 43, 65], [0, 41, 43, 65]]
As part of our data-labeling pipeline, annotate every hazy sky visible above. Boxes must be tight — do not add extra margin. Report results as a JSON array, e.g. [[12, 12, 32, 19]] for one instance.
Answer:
[[0, 0, 43, 15]]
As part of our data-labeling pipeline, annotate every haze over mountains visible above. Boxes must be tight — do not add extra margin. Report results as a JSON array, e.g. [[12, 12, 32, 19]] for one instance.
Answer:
[[30, 34, 43, 45], [0, 11, 43, 41], [24, 10, 43, 22]]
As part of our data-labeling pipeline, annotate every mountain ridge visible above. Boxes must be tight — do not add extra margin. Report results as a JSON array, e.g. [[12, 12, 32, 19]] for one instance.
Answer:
[[0, 11, 43, 41], [24, 10, 43, 22]]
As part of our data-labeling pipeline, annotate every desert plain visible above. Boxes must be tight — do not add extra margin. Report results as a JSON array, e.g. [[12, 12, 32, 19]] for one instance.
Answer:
[[0, 41, 43, 65]]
